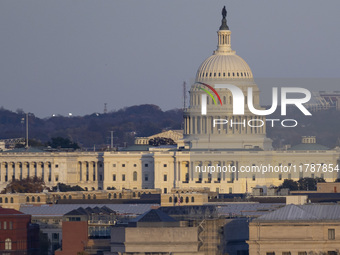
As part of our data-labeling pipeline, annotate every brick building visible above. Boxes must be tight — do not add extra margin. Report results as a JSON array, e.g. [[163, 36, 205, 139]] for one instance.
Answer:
[[0, 207, 39, 255], [55, 206, 117, 255]]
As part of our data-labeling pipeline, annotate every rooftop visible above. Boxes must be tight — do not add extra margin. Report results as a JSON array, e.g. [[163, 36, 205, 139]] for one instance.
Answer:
[[132, 209, 177, 223], [20, 204, 159, 217], [0, 207, 25, 215], [255, 204, 340, 221], [64, 206, 116, 216]]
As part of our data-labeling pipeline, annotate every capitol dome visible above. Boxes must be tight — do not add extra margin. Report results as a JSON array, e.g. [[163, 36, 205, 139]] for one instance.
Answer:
[[195, 53, 253, 82]]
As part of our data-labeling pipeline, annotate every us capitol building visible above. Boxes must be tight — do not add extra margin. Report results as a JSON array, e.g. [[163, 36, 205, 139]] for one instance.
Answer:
[[0, 9, 339, 194]]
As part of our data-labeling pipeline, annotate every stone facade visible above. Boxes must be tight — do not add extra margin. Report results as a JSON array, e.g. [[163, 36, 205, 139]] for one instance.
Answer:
[[0, 147, 339, 195]]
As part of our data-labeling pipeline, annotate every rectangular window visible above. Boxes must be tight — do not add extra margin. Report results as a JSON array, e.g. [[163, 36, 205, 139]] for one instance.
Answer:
[[164, 174, 167, 182], [55, 164, 58, 168], [252, 174, 255, 181], [279, 174, 282, 180], [133, 164, 137, 167], [328, 252, 337, 255], [164, 188, 167, 193], [328, 229, 335, 240], [113, 164, 116, 167], [122, 174, 125, 181], [52, 233, 59, 240], [113, 174, 116, 181], [122, 164, 125, 167], [163, 164, 167, 167], [145, 163, 148, 167], [9, 221, 12, 230], [3, 221, 7, 230], [145, 174, 149, 181]]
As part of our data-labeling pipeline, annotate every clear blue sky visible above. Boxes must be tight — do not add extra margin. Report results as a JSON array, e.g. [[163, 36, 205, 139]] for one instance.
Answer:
[[0, 1, 339, 117]]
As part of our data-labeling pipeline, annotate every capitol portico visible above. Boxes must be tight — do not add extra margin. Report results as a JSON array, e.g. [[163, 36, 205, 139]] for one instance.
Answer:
[[0, 7, 340, 195]]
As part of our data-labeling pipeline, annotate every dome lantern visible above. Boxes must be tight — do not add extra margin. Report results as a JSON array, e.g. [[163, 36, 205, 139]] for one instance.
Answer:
[[215, 6, 232, 55], [195, 6, 253, 82]]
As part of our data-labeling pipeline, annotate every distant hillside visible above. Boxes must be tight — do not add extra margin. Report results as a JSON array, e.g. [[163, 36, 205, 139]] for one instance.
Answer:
[[0, 105, 183, 148], [0, 105, 339, 149]]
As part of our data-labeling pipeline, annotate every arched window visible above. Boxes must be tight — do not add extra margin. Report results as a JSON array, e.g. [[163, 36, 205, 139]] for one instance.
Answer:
[[191, 197, 195, 202], [0, 197, 2, 203], [32, 197, 35, 202], [133, 171, 137, 181], [108, 193, 111, 199], [83, 194, 85, 199], [63, 195, 66, 200], [37, 196, 41, 202], [169, 197, 172, 203], [10, 197, 13, 203], [114, 193, 117, 199], [138, 192, 141, 197], [174, 197, 178, 203], [93, 195, 96, 199], [133, 192, 136, 197], [119, 193, 122, 199], [5, 238, 11, 250], [185, 197, 189, 203], [68, 195, 71, 200], [5, 197, 8, 203], [88, 194, 91, 199]]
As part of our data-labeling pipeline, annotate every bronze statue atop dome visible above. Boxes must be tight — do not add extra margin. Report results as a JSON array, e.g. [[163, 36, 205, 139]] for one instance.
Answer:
[[222, 6, 227, 19], [219, 6, 229, 30]]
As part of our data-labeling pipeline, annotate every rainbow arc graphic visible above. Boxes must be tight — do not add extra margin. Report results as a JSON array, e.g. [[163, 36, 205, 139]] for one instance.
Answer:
[[197, 82, 223, 115], [197, 82, 223, 106]]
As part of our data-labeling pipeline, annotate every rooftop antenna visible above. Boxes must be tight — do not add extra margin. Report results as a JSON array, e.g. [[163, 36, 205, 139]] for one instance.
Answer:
[[110, 131, 114, 149], [104, 103, 108, 114], [25, 113, 29, 149], [183, 81, 187, 109]]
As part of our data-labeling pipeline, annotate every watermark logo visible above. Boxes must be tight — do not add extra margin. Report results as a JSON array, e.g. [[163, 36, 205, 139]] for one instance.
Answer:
[[199, 82, 312, 116]]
